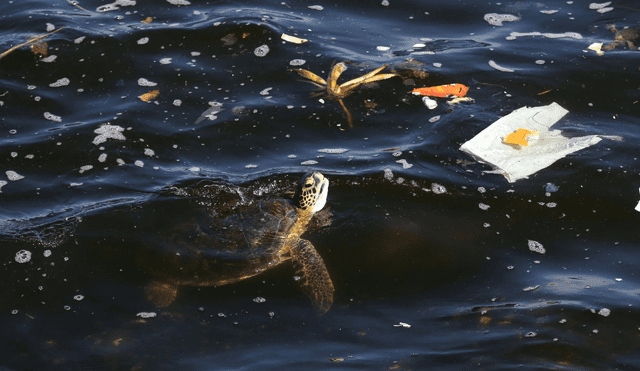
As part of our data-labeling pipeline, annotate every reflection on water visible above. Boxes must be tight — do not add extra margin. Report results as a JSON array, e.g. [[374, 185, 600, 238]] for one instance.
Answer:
[[1, 0, 640, 369]]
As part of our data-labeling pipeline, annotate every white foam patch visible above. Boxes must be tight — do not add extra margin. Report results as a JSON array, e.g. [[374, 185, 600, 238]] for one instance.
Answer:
[[528, 240, 546, 254], [15, 250, 31, 263], [506, 31, 582, 40], [135, 160, 144, 167], [167, 0, 190, 4], [301, 160, 318, 165], [6, 171, 24, 181], [254, 45, 269, 57], [79, 165, 93, 173], [93, 123, 126, 145], [0, 180, 6, 192], [431, 183, 446, 194], [318, 148, 348, 154], [44, 112, 62, 122], [484, 13, 520, 26], [97, 0, 136, 12], [138, 78, 157, 87], [40, 55, 57, 63], [144, 148, 155, 157], [159, 58, 172, 64], [173, 99, 182, 106], [49, 78, 70, 87], [488, 60, 514, 73], [136, 312, 157, 318], [289, 59, 306, 66], [46, 23, 55, 32], [137, 37, 149, 45], [396, 159, 413, 169], [589, 2, 611, 9], [98, 153, 107, 162], [74, 36, 86, 44]]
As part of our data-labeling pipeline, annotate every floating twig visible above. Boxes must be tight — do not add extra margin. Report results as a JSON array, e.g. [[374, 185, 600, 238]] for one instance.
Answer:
[[0, 27, 65, 60]]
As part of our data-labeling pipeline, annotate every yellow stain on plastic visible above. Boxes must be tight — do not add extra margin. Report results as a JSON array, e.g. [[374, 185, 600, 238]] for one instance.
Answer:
[[503, 128, 533, 147]]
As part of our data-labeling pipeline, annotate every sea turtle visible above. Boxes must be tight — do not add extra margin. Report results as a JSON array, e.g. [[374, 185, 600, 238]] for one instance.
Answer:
[[142, 172, 334, 313]]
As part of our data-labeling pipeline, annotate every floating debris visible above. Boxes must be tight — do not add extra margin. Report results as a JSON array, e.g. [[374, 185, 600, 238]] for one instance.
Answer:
[[6, 171, 25, 181], [0, 27, 65, 60], [253, 297, 266, 303], [195, 102, 224, 124], [478, 203, 490, 210], [43, 250, 51, 257], [484, 13, 520, 26], [173, 99, 182, 106], [413, 83, 468, 98], [167, 0, 191, 5], [318, 148, 348, 154], [0, 181, 7, 193], [598, 308, 611, 317], [488, 60, 514, 73], [396, 159, 413, 169], [40, 55, 57, 63], [589, 2, 613, 13], [138, 78, 157, 87], [254, 45, 270, 57], [98, 153, 107, 162], [159, 58, 172, 64], [588, 42, 604, 56], [93, 123, 126, 145], [308, 5, 323, 10], [144, 148, 155, 157], [422, 96, 437, 109], [540, 10, 558, 14], [393, 322, 411, 328], [139, 89, 160, 102], [44, 112, 62, 122], [636, 187, 640, 212], [301, 160, 318, 165], [376, 46, 390, 51], [528, 240, 546, 254], [142, 17, 153, 23], [136, 312, 157, 318], [429, 115, 440, 123], [137, 37, 149, 45], [431, 183, 446, 194], [523, 285, 540, 292], [245, 164, 257, 169], [289, 59, 306, 66], [134, 160, 144, 167], [260, 87, 272, 96], [15, 250, 32, 263], [506, 32, 582, 40], [97, 0, 136, 12], [74, 295, 84, 301], [49, 77, 70, 88], [281, 33, 308, 44], [79, 165, 93, 174], [74, 36, 86, 44], [525, 332, 537, 338]]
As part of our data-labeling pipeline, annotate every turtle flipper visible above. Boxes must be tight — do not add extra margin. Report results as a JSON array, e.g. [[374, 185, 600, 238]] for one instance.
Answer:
[[145, 280, 179, 307], [290, 239, 334, 314]]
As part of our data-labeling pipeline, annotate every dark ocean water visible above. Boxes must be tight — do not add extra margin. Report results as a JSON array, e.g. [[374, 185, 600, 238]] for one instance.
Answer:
[[1, 0, 640, 370]]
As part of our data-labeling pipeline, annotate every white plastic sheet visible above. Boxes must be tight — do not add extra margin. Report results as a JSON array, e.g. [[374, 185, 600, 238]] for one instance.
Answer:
[[459, 102, 603, 182]]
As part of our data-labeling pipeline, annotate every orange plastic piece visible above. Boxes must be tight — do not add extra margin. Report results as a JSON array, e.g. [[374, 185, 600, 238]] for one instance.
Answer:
[[142, 17, 153, 24], [139, 89, 160, 102], [503, 128, 533, 147], [412, 83, 469, 97]]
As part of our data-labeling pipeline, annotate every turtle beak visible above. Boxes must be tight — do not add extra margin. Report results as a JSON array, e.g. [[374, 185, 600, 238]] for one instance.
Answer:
[[312, 173, 329, 213]]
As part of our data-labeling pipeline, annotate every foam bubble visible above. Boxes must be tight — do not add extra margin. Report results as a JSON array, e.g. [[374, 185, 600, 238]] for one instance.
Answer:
[[138, 78, 157, 87], [159, 58, 172, 64], [74, 36, 86, 44], [44, 112, 62, 122], [93, 123, 126, 145], [289, 59, 306, 66], [167, 0, 190, 4], [134, 160, 144, 167], [308, 5, 323, 10], [318, 148, 348, 154], [484, 13, 520, 26], [396, 159, 413, 169], [528, 240, 546, 254], [144, 148, 155, 156], [136, 312, 157, 318], [6, 170, 24, 181], [41, 55, 57, 63], [254, 45, 270, 57], [15, 250, 32, 263], [137, 37, 149, 45]]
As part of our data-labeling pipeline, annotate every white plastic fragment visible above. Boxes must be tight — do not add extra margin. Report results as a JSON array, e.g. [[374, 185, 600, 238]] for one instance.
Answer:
[[281, 33, 308, 44], [15, 250, 32, 263], [376, 46, 390, 51], [393, 322, 411, 328], [459, 102, 606, 183], [528, 240, 546, 254], [254, 45, 270, 57], [422, 96, 437, 109], [588, 42, 604, 56], [318, 148, 348, 154], [138, 78, 157, 87], [483, 13, 520, 26], [6, 171, 24, 181], [136, 312, 157, 318], [488, 60, 514, 73]]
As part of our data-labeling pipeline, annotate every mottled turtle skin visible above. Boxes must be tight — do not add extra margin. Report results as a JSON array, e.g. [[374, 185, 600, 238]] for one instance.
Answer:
[[604, 25, 640, 50], [142, 172, 334, 314]]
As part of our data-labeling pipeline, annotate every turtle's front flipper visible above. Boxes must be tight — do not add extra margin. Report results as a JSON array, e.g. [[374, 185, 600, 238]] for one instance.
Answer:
[[145, 280, 179, 307], [290, 239, 334, 314]]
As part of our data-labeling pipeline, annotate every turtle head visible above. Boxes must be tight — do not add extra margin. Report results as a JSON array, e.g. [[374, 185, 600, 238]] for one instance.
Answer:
[[294, 172, 329, 213]]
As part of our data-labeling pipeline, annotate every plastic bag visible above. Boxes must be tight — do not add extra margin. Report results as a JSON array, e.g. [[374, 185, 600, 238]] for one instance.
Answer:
[[459, 102, 604, 182]]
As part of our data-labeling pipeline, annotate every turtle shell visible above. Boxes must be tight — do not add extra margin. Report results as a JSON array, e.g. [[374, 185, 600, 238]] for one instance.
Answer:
[[137, 199, 299, 287]]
